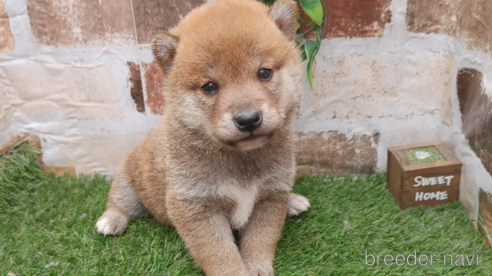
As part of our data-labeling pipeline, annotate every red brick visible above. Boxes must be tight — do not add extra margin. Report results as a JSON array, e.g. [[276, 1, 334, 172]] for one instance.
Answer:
[[133, 0, 206, 44], [479, 189, 492, 247], [142, 63, 165, 115], [300, 0, 391, 39], [325, 0, 391, 38], [43, 165, 76, 177], [295, 165, 311, 178], [457, 68, 492, 175], [295, 131, 379, 175], [407, 0, 457, 35], [128, 62, 145, 113], [457, 0, 492, 52], [0, 0, 14, 52], [27, 0, 135, 47], [407, 0, 492, 53]]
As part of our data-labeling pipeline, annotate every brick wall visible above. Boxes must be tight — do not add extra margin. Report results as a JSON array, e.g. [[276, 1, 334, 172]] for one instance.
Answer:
[[0, 0, 205, 174], [1, 0, 492, 224], [294, 0, 492, 226], [408, 0, 492, 227]]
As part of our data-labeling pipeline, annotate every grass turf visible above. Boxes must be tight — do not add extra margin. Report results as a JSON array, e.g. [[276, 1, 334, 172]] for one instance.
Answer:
[[1, 148, 491, 275], [0, 141, 42, 210]]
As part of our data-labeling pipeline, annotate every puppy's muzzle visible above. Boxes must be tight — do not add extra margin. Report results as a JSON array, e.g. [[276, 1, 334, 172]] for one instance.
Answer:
[[234, 110, 262, 132]]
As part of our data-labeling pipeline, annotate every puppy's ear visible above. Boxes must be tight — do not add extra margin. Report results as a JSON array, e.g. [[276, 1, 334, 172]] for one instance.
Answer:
[[268, 0, 298, 41], [151, 33, 179, 74]]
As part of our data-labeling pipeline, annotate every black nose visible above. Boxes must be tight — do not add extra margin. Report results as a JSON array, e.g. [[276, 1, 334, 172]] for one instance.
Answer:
[[234, 110, 262, 132]]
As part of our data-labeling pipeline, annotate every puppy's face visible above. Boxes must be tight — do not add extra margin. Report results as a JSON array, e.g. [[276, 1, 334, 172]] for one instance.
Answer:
[[152, 0, 301, 151]]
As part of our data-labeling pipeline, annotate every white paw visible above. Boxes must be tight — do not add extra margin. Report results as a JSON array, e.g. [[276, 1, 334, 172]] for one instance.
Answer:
[[287, 193, 310, 216], [246, 264, 274, 276], [96, 210, 128, 235]]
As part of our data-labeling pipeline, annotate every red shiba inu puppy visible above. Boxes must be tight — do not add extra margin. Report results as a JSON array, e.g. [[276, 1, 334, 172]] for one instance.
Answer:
[[96, 0, 309, 275]]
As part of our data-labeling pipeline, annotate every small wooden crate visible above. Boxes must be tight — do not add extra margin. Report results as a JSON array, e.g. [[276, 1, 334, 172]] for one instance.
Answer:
[[387, 141, 461, 209]]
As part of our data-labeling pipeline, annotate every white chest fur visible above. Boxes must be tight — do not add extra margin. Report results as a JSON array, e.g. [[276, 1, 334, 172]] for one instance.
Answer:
[[217, 184, 258, 229]]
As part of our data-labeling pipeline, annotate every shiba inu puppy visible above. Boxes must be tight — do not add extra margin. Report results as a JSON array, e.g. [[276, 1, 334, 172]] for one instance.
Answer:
[[96, 0, 309, 275]]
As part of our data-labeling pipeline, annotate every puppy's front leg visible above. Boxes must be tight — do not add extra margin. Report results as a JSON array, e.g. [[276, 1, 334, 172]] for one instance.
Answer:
[[239, 192, 290, 276], [167, 197, 249, 276]]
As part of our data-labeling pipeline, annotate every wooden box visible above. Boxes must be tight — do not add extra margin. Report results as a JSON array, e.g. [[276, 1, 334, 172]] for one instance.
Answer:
[[387, 141, 461, 209]]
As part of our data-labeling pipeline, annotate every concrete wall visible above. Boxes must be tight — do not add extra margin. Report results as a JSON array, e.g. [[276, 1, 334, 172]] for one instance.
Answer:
[[1, 0, 492, 223]]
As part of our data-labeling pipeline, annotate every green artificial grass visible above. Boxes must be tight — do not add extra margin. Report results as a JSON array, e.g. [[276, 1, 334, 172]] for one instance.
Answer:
[[0, 141, 42, 210], [1, 145, 491, 275], [403, 146, 446, 165]]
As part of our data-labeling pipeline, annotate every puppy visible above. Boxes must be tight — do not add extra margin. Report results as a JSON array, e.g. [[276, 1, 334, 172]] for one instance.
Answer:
[[96, 0, 309, 275]]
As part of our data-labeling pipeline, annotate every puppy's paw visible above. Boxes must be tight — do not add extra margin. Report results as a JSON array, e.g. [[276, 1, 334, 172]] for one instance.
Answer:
[[96, 209, 128, 235], [288, 193, 310, 216], [246, 263, 274, 276]]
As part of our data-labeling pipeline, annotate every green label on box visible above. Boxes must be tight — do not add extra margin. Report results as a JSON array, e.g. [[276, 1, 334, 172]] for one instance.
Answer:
[[403, 146, 446, 165]]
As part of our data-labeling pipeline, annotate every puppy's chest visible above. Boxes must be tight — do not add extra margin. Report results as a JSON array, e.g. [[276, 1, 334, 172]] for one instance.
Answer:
[[217, 184, 258, 229]]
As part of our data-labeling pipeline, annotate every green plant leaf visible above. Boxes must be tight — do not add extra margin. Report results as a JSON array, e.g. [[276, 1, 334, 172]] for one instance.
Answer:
[[306, 58, 314, 88], [296, 33, 305, 46], [299, 0, 324, 25], [304, 39, 319, 88], [299, 44, 307, 61], [304, 40, 317, 62]]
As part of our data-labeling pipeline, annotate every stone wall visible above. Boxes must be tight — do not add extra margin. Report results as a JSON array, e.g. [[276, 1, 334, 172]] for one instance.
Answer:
[[1, 0, 492, 224]]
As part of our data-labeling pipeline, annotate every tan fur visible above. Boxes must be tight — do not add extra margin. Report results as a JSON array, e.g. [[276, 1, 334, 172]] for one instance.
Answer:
[[96, 0, 309, 275]]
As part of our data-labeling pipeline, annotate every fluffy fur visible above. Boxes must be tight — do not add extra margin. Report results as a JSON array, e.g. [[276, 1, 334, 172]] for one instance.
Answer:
[[96, 1, 309, 275]]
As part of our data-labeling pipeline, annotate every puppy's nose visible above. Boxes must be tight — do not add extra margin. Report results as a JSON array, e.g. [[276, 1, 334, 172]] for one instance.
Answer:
[[234, 110, 262, 132]]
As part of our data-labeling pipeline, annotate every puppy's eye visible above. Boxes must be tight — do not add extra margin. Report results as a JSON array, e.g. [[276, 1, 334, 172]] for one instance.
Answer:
[[258, 68, 273, 82], [201, 82, 219, 95]]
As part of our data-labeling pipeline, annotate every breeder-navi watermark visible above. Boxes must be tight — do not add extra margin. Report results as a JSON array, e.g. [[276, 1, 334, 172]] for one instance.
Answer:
[[365, 250, 480, 267]]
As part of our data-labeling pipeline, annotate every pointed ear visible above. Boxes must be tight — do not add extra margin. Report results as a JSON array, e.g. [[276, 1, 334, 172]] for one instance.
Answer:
[[151, 33, 179, 74], [268, 0, 298, 41]]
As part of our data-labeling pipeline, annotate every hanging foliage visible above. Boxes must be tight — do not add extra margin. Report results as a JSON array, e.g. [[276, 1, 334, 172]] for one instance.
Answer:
[[261, 0, 326, 88]]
